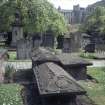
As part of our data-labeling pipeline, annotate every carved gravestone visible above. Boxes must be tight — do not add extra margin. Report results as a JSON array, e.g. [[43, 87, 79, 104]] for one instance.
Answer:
[[62, 34, 71, 53], [11, 9, 23, 47]]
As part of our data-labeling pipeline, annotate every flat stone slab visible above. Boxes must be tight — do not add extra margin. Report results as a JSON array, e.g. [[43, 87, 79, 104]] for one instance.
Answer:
[[56, 54, 92, 67], [31, 48, 61, 65], [33, 62, 86, 96]]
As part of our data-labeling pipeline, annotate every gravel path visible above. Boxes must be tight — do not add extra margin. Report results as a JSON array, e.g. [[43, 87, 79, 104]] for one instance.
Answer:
[[88, 60, 105, 67]]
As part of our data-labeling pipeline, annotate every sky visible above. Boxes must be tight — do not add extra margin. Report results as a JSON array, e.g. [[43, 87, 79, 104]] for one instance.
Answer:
[[48, 0, 102, 10]]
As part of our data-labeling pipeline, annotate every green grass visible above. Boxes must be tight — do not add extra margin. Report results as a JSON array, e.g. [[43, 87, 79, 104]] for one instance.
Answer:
[[0, 84, 23, 105], [79, 53, 96, 59], [8, 51, 17, 60], [79, 67, 105, 105]]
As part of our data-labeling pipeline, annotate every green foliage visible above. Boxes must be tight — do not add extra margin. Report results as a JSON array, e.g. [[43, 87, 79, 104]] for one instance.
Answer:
[[0, 0, 67, 36], [4, 65, 16, 82], [8, 51, 17, 60], [81, 6, 105, 36], [0, 84, 23, 105]]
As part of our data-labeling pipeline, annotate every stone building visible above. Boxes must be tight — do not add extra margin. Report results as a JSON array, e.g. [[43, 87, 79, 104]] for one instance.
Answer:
[[58, 0, 105, 24], [58, 5, 86, 24], [86, 0, 105, 16]]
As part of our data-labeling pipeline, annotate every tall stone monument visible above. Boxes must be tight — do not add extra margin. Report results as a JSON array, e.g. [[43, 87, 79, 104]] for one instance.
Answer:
[[11, 9, 23, 47]]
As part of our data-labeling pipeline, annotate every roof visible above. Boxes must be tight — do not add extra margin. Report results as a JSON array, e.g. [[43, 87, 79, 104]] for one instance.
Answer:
[[56, 54, 92, 66], [31, 47, 61, 65], [33, 62, 86, 96]]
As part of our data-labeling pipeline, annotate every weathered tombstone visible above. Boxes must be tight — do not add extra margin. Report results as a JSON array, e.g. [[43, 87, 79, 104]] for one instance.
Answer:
[[32, 33, 41, 48], [56, 54, 92, 80], [25, 38, 33, 59], [42, 32, 55, 48], [62, 34, 71, 53], [31, 47, 61, 66], [31, 48, 86, 105], [13, 48, 95, 105], [70, 32, 81, 52], [17, 37, 33, 59], [33, 62, 86, 105], [11, 9, 23, 47], [17, 39, 25, 59]]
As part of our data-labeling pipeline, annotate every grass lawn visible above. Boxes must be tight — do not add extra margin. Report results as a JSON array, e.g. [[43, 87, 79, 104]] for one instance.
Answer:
[[79, 67, 105, 105], [8, 51, 17, 60], [0, 84, 23, 105], [79, 53, 96, 59]]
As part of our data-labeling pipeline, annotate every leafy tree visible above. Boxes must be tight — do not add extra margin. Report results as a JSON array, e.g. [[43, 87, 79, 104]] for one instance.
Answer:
[[0, 0, 67, 36], [81, 6, 105, 36]]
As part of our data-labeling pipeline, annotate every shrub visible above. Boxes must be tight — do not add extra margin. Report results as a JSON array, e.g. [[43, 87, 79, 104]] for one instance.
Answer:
[[4, 65, 16, 83]]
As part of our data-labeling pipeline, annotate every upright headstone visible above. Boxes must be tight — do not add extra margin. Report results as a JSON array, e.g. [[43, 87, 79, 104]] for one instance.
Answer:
[[62, 34, 71, 53], [42, 32, 55, 48], [70, 32, 81, 52], [17, 37, 33, 59], [11, 9, 23, 47], [25, 38, 33, 59], [33, 33, 41, 48], [17, 39, 26, 59]]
